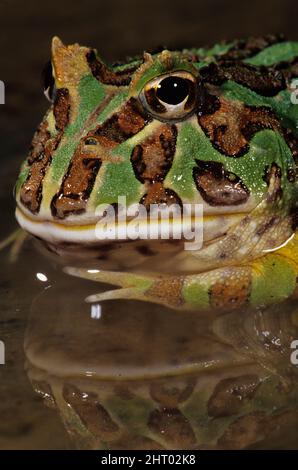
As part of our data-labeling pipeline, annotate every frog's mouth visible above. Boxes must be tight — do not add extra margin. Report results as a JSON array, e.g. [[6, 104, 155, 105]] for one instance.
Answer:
[[16, 204, 249, 248]]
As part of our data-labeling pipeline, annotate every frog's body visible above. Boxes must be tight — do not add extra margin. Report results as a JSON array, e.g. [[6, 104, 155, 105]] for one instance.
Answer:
[[15, 35, 298, 310]]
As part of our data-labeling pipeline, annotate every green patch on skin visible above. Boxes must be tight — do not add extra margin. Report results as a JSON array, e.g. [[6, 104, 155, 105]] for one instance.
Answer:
[[50, 140, 78, 183], [164, 122, 201, 200], [221, 81, 271, 107], [245, 42, 298, 66], [51, 74, 105, 182], [182, 277, 210, 309], [165, 121, 292, 203], [224, 131, 295, 200], [92, 151, 143, 207], [192, 43, 235, 69], [90, 122, 161, 209], [66, 74, 106, 136], [95, 90, 128, 125], [250, 254, 296, 307]]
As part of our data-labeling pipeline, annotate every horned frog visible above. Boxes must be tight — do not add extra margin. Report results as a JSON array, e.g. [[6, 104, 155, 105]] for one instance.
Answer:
[[15, 35, 298, 311]]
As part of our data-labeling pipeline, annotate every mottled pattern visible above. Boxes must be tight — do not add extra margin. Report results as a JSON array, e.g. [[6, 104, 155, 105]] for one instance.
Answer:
[[209, 269, 251, 308], [145, 276, 184, 307], [51, 98, 149, 218], [198, 100, 281, 157], [200, 62, 285, 96], [131, 124, 177, 183], [51, 142, 102, 218], [20, 88, 70, 213], [94, 98, 149, 145], [87, 49, 138, 86]]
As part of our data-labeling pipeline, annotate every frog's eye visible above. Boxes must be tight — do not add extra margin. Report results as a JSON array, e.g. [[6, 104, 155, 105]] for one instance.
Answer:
[[140, 71, 197, 120], [42, 61, 56, 103]]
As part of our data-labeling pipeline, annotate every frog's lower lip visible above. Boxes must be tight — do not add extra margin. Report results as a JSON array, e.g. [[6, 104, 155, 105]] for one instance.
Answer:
[[16, 206, 246, 246]]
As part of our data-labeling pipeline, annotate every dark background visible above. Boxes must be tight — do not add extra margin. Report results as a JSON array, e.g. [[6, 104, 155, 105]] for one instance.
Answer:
[[0, 0, 297, 225]]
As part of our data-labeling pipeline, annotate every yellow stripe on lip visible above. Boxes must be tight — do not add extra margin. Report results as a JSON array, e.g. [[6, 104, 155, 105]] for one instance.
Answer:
[[16, 204, 248, 231]]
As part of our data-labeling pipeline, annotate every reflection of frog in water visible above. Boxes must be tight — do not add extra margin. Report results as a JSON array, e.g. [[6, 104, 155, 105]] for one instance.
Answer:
[[15, 35, 298, 311], [25, 278, 298, 449]]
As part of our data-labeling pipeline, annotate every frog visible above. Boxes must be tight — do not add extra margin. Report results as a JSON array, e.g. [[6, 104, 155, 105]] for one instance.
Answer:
[[14, 34, 298, 311]]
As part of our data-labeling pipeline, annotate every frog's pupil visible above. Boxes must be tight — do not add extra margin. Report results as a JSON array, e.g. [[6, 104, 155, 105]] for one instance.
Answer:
[[156, 76, 189, 105]]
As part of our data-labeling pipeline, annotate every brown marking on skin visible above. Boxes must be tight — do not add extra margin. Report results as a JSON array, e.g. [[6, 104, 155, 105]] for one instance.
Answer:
[[207, 375, 261, 418], [20, 148, 52, 213], [197, 85, 221, 116], [92, 98, 149, 147], [209, 272, 251, 309], [53, 88, 70, 131], [219, 34, 285, 61], [217, 409, 298, 450], [140, 183, 182, 210], [118, 98, 150, 134], [193, 160, 250, 206], [148, 408, 196, 448], [131, 125, 177, 183], [198, 99, 281, 157], [255, 215, 279, 237], [263, 163, 282, 185], [200, 61, 286, 97], [62, 384, 120, 441], [20, 88, 71, 214], [86, 49, 138, 86], [150, 378, 196, 408], [145, 276, 184, 307], [273, 56, 298, 82], [26, 120, 51, 165], [51, 141, 102, 219]]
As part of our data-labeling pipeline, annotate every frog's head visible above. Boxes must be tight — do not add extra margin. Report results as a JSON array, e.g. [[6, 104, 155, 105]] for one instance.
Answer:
[[15, 37, 297, 247]]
